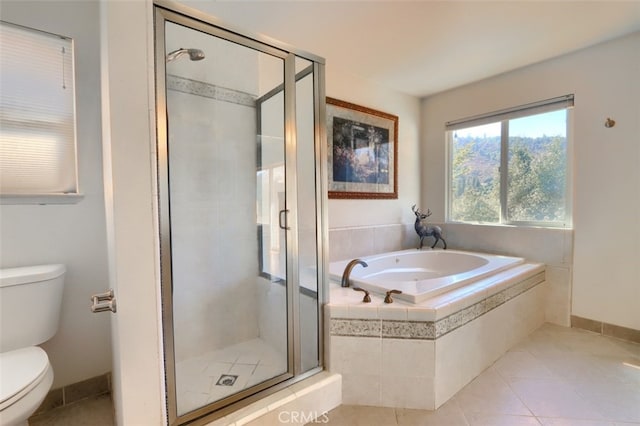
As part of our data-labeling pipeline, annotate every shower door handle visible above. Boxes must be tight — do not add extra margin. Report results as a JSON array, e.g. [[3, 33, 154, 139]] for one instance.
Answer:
[[279, 209, 290, 230]]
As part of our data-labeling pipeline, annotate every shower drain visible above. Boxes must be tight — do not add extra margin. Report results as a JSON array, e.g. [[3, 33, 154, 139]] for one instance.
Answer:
[[216, 374, 238, 386]]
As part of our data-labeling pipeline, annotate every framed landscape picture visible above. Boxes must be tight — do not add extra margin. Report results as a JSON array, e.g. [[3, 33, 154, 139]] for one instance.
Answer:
[[326, 97, 398, 199]]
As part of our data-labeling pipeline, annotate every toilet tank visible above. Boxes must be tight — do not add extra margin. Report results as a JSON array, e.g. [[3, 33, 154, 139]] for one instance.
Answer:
[[0, 264, 65, 352]]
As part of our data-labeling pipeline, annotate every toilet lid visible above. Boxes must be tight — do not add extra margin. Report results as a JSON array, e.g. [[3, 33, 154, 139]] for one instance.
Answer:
[[0, 346, 50, 405]]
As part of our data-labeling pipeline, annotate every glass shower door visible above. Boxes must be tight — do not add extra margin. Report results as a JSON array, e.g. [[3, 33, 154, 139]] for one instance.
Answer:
[[159, 14, 292, 421]]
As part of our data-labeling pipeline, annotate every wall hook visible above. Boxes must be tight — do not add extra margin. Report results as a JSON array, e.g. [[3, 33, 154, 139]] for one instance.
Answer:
[[605, 118, 616, 128]]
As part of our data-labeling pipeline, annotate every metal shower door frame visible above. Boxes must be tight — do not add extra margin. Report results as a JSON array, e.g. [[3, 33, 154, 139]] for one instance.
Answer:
[[153, 2, 327, 425]]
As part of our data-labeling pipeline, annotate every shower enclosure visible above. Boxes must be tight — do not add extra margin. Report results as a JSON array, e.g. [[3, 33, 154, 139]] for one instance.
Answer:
[[154, 3, 327, 424]]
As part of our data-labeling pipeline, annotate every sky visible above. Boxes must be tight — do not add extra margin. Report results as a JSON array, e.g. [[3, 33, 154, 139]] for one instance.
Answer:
[[455, 109, 567, 139]]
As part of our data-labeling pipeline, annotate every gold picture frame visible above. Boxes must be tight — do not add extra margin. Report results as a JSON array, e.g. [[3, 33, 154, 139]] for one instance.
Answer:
[[326, 97, 398, 199]]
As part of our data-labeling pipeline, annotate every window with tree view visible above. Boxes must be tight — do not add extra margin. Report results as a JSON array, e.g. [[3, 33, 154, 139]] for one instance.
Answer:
[[447, 96, 572, 227]]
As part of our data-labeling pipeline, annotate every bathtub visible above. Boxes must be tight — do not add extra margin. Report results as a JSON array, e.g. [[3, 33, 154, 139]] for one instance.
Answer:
[[329, 249, 524, 303]]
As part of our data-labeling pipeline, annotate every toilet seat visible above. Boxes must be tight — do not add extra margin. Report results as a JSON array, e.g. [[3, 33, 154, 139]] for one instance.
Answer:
[[0, 346, 50, 411]]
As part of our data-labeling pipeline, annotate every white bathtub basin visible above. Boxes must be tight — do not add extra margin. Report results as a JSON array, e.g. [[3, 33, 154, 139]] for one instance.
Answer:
[[329, 249, 524, 303]]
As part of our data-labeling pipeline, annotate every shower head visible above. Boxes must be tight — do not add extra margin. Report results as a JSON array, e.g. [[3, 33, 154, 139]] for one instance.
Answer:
[[166, 48, 205, 63]]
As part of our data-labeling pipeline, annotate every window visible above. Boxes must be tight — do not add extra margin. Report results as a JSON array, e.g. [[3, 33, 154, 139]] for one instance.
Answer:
[[0, 21, 79, 203], [447, 95, 573, 227]]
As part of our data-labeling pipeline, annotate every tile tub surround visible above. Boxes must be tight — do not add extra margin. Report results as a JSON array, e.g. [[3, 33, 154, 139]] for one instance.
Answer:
[[328, 223, 572, 327], [327, 263, 546, 409], [324, 323, 640, 425], [328, 224, 416, 263], [437, 223, 573, 327]]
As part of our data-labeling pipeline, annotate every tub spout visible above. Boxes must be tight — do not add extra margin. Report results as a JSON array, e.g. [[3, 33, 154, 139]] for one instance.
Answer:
[[341, 259, 368, 287]]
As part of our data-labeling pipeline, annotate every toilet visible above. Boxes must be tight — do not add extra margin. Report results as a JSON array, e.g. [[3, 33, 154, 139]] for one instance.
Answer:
[[0, 264, 65, 426]]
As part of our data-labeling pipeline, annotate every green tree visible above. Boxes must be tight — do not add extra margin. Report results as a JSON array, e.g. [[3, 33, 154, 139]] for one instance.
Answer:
[[451, 136, 500, 222], [508, 136, 566, 222]]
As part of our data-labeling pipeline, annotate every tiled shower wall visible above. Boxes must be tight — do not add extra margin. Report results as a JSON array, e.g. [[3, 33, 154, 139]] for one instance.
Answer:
[[328, 223, 573, 326], [168, 78, 260, 362]]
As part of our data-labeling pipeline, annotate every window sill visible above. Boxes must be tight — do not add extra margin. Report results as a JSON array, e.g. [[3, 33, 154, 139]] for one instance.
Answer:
[[445, 220, 573, 230], [0, 193, 85, 205]]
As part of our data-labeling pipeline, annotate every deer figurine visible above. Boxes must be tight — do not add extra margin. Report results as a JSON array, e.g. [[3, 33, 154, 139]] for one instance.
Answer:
[[412, 205, 447, 250]]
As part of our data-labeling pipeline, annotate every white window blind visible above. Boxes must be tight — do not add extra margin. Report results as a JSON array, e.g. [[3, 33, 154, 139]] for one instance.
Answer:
[[0, 21, 78, 196], [445, 95, 574, 131]]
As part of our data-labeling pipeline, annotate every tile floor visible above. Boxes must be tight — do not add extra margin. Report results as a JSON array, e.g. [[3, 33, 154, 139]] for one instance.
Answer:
[[322, 323, 640, 425], [28, 324, 640, 426], [28, 393, 113, 426], [175, 338, 287, 415]]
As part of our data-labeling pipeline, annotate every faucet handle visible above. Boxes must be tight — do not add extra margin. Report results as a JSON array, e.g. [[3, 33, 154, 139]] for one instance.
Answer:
[[384, 289, 402, 303], [353, 287, 371, 303]]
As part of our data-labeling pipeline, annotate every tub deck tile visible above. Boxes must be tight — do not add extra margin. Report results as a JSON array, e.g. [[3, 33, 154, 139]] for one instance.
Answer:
[[329, 270, 546, 341], [330, 318, 380, 338], [382, 320, 435, 340]]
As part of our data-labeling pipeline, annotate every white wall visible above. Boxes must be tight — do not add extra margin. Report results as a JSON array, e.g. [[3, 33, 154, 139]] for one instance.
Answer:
[[421, 32, 640, 331], [100, 0, 165, 423], [175, 0, 424, 231], [326, 69, 422, 229], [0, 0, 111, 388]]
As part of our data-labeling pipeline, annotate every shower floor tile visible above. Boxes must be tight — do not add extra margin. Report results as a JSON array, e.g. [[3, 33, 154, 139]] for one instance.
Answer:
[[175, 338, 287, 415]]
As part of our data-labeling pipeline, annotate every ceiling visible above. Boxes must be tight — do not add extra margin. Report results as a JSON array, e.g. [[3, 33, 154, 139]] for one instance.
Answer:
[[185, 1, 640, 98]]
